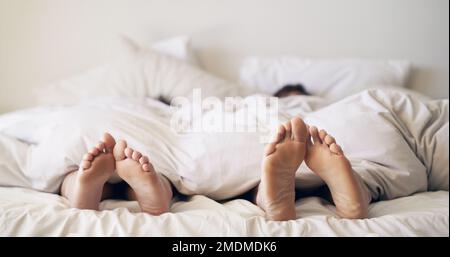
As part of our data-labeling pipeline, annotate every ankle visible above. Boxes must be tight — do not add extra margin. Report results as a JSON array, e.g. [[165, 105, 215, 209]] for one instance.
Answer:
[[266, 205, 296, 221], [337, 203, 368, 219], [140, 202, 170, 215]]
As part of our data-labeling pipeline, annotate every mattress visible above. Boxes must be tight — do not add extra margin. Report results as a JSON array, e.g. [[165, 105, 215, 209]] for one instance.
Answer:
[[0, 186, 447, 236]]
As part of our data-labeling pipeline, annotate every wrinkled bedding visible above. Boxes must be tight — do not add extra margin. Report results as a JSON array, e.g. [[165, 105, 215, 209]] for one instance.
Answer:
[[0, 88, 447, 200], [0, 88, 448, 236], [0, 187, 447, 236]]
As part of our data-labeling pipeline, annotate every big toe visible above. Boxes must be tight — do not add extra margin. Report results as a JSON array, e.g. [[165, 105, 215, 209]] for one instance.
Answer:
[[103, 132, 116, 150], [291, 117, 308, 143], [113, 140, 127, 161]]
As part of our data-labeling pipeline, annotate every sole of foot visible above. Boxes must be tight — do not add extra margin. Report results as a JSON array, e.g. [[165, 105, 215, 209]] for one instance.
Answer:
[[61, 132, 116, 210], [305, 126, 369, 219], [113, 140, 173, 215], [256, 117, 308, 221]]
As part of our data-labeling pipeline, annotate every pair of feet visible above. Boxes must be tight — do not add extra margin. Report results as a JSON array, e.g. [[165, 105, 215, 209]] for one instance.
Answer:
[[60, 134, 172, 215], [61, 117, 368, 220], [256, 117, 369, 221]]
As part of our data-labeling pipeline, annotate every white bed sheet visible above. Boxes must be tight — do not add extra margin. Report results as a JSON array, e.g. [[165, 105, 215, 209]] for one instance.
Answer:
[[0, 186, 447, 237]]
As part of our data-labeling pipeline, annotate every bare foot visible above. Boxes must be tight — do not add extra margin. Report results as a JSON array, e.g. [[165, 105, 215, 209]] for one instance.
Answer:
[[305, 126, 369, 219], [113, 140, 173, 215], [60, 133, 116, 210], [256, 117, 308, 221]]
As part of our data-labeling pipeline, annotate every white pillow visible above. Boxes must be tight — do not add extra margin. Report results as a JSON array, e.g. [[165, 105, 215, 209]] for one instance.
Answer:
[[36, 36, 241, 105], [239, 57, 411, 101], [150, 36, 199, 66], [117, 35, 200, 66]]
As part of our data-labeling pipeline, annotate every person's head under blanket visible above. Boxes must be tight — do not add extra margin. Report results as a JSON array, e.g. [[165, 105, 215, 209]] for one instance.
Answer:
[[273, 83, 310, 98]]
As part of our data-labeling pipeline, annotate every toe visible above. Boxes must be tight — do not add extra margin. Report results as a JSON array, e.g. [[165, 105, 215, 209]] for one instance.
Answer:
[[309, 126, 322, 144], [113, 140, 127, 161], [83, 153, 93, 161], [284, 120, 292, 140], [142, 163, 153, 172], [124, 147, 133, 158], [266, 125, 285, 155], [89, 147, 100, 156], [96, 141, 105, 152], [142, 163, 151, 172], [81, 160, 91, 170], [264, 143, 276, 156], [330, 143, 343, 155], [319, 129, 327, 142], [102, 132, 116, 151], [291, 117, 308, 143], [132, 151, 142, 161], [274, 124, 286, 143], [324, 135, 336, 146], [139, 156, 149, 165], [305, 124, 313, 146]]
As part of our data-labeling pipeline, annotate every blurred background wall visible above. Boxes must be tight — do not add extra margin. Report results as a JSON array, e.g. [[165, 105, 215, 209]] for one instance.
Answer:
[[0, 0, 448, 113]]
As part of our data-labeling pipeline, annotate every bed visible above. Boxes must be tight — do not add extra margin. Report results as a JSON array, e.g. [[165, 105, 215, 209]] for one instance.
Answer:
[[0, 187, 447, 236], [0, 37, 448, 237]]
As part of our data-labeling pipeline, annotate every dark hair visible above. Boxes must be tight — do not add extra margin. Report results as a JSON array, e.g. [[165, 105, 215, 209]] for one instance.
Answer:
[[158, 95, 171, 105], [274, 83, 310, 97]]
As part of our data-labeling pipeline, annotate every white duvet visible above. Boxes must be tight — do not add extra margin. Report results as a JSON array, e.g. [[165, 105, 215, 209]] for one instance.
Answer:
[[0, 88, 448, 198], [0, 88, 448, 236]]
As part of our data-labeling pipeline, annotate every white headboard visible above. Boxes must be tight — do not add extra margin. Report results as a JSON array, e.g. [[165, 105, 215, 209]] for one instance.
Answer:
[[0, 0, 448, 113]]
